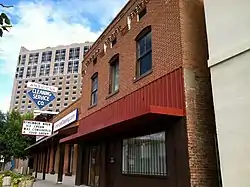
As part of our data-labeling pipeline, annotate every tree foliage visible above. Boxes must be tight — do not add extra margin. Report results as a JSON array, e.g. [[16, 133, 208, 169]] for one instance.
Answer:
[[0, 3, 13, 37], [0, 110, 35, 162]]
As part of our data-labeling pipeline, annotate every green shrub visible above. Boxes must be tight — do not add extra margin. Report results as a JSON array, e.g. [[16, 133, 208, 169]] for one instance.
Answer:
[[0, 171, 35, 186]]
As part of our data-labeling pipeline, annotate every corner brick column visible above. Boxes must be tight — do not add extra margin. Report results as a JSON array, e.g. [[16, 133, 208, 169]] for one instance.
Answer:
[[180, 0, 220, 186]]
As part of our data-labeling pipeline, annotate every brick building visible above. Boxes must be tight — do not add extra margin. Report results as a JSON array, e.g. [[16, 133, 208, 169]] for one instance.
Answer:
[[27, 98, 81, 186], [59, 0, 221, 187]]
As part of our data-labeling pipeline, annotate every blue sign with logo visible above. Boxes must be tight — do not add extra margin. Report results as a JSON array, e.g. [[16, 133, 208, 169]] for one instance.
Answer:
[[27, 88, 56, 109]]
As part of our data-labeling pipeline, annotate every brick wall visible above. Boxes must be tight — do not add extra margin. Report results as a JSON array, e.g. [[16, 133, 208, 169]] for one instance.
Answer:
[[180, 0, 219, 186], [80, 0, 183, 119]]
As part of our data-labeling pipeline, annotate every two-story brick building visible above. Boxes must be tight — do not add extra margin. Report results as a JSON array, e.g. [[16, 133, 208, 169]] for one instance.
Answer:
[[60, 0, 220, 187]]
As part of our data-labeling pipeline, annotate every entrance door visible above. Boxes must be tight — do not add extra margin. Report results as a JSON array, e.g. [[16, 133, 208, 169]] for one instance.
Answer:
[[106, 142, 116, 187], [88, 145, 101, 187]]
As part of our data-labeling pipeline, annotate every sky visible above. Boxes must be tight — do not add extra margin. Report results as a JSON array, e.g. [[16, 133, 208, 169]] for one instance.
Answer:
[[0, 0, 127, 112]]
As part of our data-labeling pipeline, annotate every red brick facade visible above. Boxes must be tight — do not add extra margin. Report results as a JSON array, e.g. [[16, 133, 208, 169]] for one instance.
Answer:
[[180, 0, 218, 186], [76, 0, 219, 186], [80, 0, 182, 119]]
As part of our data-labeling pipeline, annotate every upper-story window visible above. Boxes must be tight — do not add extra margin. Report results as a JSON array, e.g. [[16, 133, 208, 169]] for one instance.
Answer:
[[68, 61, 79, 74], [15, 67, 24, 79], [136, 26, 152, 77], [53, 62, 64, 75], [18, 55, 26, 66], [69, 47, 80, 60], [26, 66, 37, 78], [109, 54, 119, 94], [28, 53, 39, 64], [18, 55, 21, 65], [40, 64, 50, 76], [90, 73, 98, 106], [55, 49, 66, 61], [41, 51, 52, 63]]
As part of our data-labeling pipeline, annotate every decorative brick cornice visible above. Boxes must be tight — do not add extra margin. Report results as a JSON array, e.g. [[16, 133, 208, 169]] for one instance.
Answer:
[[84, 0, 150, 66], [104, 25, 122, 46], [129, 0, 150, 20]]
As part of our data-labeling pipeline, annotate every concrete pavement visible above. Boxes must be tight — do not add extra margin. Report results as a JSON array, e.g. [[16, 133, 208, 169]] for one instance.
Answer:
[[33, 179, 78, 187]]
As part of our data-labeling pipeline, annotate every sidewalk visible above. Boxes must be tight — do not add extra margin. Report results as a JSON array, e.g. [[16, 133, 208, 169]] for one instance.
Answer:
[[33, 179, 79, 187]]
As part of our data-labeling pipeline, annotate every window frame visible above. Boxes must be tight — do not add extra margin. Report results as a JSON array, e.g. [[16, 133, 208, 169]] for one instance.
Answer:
[[109, 54, 119, 94], [39, 63, 50, 76], [55, 49, 66, 62], [90, 73, 98, 106], [135, 26, 152, 78], [41, 51, 52, 63], [122, 131, 167, 177], [53, 62, 64, 75], [67, 60, 79, 74], [69, 47, 80, 60]]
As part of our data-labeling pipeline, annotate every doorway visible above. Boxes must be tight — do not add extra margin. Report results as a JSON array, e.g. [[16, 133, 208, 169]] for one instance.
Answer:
[[88, 145, 101, 187], [106, 141, 116, 187]]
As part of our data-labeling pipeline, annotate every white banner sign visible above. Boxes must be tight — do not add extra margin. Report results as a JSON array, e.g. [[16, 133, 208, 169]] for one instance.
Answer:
[[36, 136, 45, 142], [54, 109, 78, 132], [27, 82, 58, 92], [22, 120, 53, 136]]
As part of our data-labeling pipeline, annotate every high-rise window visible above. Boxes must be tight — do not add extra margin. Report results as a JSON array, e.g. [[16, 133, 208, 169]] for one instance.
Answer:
[[18, 55, 21, 65], [109, 55, 119, 93], [67, 61, 79, 74], [69, 47, 80, 60], [55, 49, 66, 61], [41, 51, 52, 63], [39, 64, 50, 76], [28, 53, 39, 64], [53, 62, 64, 75], [18, 55, 26, 65], [122, 131, 167, 176], [136, 26, 152, 77], [83, 46, 90, 56], [90, 73, 98, 106], [15, 67, 24, 79], [26, 66, 37, 78]]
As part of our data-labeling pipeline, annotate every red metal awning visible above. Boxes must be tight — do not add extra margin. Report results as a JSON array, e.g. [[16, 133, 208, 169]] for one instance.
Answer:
[[60, 105, 184, 144], [60, 68, 186, 144]]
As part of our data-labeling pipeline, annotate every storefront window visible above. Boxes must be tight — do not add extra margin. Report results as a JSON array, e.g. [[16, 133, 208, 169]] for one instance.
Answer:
[[122, 131, 167, 176]]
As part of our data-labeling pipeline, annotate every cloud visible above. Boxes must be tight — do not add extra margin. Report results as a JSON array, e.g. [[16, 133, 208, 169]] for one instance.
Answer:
[[0, 0, 127, 112], [0, 0, 127, 75], [0, 95, 11, 113]]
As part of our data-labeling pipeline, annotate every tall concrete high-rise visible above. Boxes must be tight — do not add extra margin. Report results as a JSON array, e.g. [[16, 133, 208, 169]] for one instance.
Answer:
[[9, 42, 93, 114]]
